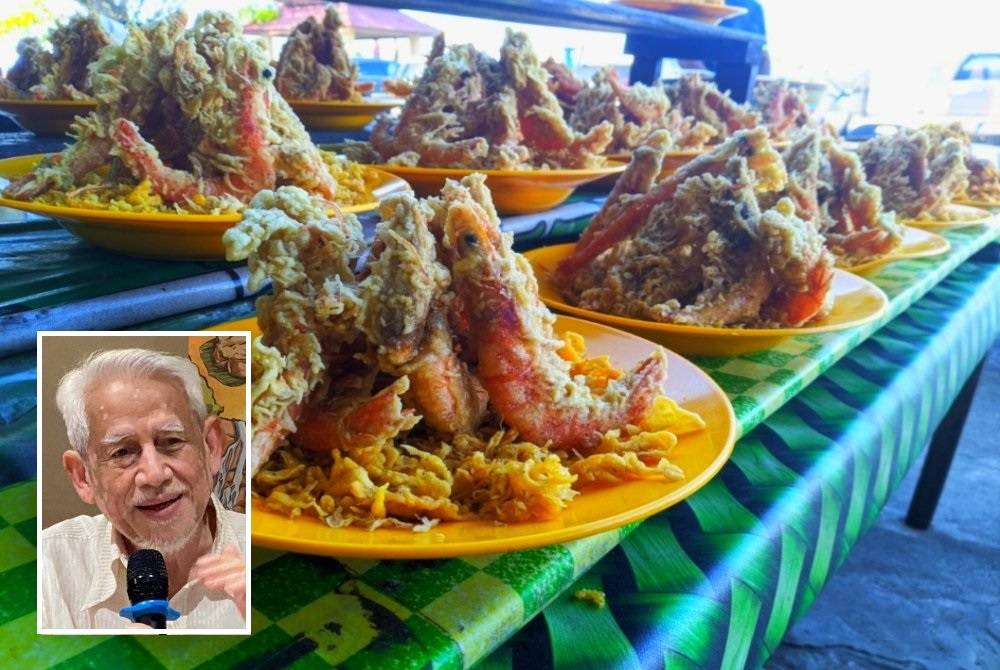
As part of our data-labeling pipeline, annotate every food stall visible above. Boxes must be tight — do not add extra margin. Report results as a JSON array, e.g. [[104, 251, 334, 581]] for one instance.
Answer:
[[0, 0, 996, 666]]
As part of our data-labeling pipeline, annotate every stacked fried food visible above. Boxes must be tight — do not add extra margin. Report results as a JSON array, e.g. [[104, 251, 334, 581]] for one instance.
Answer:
[[0, 14, 111, 100], [565, 68, 673, 154], [778, 129, 902, 266], [753, 79, 813, 142], [363, 30, 613, 170], [548, 70, 752, 154], [224, 177, 705, 528], [667, 74, 760, 146], [858, 128, 969, 220], [2, 11, 367, 214], [555, 128, 835, 328], [923, 123, 1000, 203], [274, 6, 370, 102]]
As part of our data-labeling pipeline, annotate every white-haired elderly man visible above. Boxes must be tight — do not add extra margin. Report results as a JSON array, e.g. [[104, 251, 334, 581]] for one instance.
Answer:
[[40, 348, 247, 630]]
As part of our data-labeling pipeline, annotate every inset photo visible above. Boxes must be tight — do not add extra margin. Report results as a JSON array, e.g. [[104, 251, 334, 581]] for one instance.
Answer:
[[36, 332, 250, 634]]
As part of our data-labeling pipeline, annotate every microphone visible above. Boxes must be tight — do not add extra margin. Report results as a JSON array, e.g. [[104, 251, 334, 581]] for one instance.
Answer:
[[119, 549, 180, 629]]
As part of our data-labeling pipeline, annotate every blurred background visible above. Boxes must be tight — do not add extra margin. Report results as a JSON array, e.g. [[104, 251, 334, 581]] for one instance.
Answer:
[[2, 0, 997, 142]]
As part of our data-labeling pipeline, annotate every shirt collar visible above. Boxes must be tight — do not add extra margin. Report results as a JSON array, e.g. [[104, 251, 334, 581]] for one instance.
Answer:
[[80, 495, 225, 612]]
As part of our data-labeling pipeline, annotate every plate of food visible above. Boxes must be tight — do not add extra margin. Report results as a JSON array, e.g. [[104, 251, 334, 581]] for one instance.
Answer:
[[215, 174, 736, 558], [525, 245, 887, 356], [613, 0, 747, 24], [287, 98, 405, 131], [527, 127, 889, 356], [901, 204, 995, 229], [368, 162, 626, 215], [0, 153, 407, 259], [335, 31, 633, 214], [0, 12, 410, 259], [858, 126, 996, 230], [919, 123, 1000, 211], [272, 7, 404, 130], [0, 14, 107, 134], [839, 225, 950, 274]]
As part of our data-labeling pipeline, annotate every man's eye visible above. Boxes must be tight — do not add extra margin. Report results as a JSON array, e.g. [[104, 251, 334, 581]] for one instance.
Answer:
[[110, 447, 137, 461]]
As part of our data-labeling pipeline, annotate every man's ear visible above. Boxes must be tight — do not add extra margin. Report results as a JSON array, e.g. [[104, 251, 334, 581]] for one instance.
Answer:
[[202, 415, 226, 478], [62, 450, 96, 505]]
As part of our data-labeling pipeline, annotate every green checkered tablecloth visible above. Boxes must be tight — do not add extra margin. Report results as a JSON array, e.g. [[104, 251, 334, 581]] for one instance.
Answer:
[[0, 219, 997, 668]]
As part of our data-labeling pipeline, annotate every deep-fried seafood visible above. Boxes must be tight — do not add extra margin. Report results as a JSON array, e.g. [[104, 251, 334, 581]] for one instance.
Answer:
[[568, 67, 674, 153], [366, 30, 612, 169], [559, 128, 834, 328], [442, 179, 669, 451], [670, 73, 760, 138], [3, 11, 359, 213], [858, 128, 968, 219], [556, 127, 786, 281], [358, 195, 487, 434], [964, 157, 1000, 202], [754, 79, 812, 142], [222, 186, 365, 474], [274, 6, 369, 102], [0, 14, 110, 100], [779, 130, 902, 265], [543, 57, 586, 107], [242, 177, 704, 527], [923, 123, 1000, 203]]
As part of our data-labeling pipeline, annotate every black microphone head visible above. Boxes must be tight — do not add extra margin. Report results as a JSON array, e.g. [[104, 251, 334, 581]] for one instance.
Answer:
[[127, 549, 168, 604]]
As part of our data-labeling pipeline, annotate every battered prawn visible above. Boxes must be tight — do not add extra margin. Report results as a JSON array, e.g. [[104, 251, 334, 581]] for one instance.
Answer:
[[606, 68, 670, 124], [294, 377, 419, 452], [442, 176, 668, 452], [110, 80, 276, 203], [359, 195, 487, 434], [556, 127, 784, 281]]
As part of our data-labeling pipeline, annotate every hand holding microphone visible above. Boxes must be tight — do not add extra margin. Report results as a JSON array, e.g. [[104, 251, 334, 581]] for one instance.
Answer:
[[120, 549, 180, 629]]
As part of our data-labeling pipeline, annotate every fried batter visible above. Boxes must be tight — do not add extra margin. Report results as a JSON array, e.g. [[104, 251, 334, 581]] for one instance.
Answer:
[[778, 129, 902, 265], [753, 79, 813, 142], [367, 30, 612, 169], [274, 6, 367, 102], [0, 14, 110, 100], [858, 128, 968, 219], [3, 11, 358, 213], [562, 129, 834, 328]]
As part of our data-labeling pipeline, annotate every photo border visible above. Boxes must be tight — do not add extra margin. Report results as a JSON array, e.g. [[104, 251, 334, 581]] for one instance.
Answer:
[[36, 330, 252, 636]]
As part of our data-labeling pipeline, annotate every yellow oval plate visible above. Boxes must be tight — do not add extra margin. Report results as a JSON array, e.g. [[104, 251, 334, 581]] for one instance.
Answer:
[[370, 162, 627, 215], [0, 98, 96, 135], [612, 0, 746, 24], [953, 197, 1000, 210], [287, 98, 404, 131], [523, 243, 889, 356], [0, 153, 409, 259], [212, 314, 736, 558], [903, 203, 995, 229], [839, 225, 950, 274]]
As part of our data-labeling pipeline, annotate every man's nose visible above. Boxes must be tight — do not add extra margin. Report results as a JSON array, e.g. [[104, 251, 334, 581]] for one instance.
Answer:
[[134, 444, 172, 488]]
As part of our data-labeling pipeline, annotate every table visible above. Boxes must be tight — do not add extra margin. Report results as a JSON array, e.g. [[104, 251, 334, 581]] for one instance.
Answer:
[[0, 125, 998, 668]]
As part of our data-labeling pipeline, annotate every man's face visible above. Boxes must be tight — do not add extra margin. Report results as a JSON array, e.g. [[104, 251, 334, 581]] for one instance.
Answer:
[[68, 374, 220, 554]]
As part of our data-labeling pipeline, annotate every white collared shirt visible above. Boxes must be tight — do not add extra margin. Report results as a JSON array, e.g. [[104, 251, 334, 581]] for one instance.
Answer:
[[39, 495, 246, 631]]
